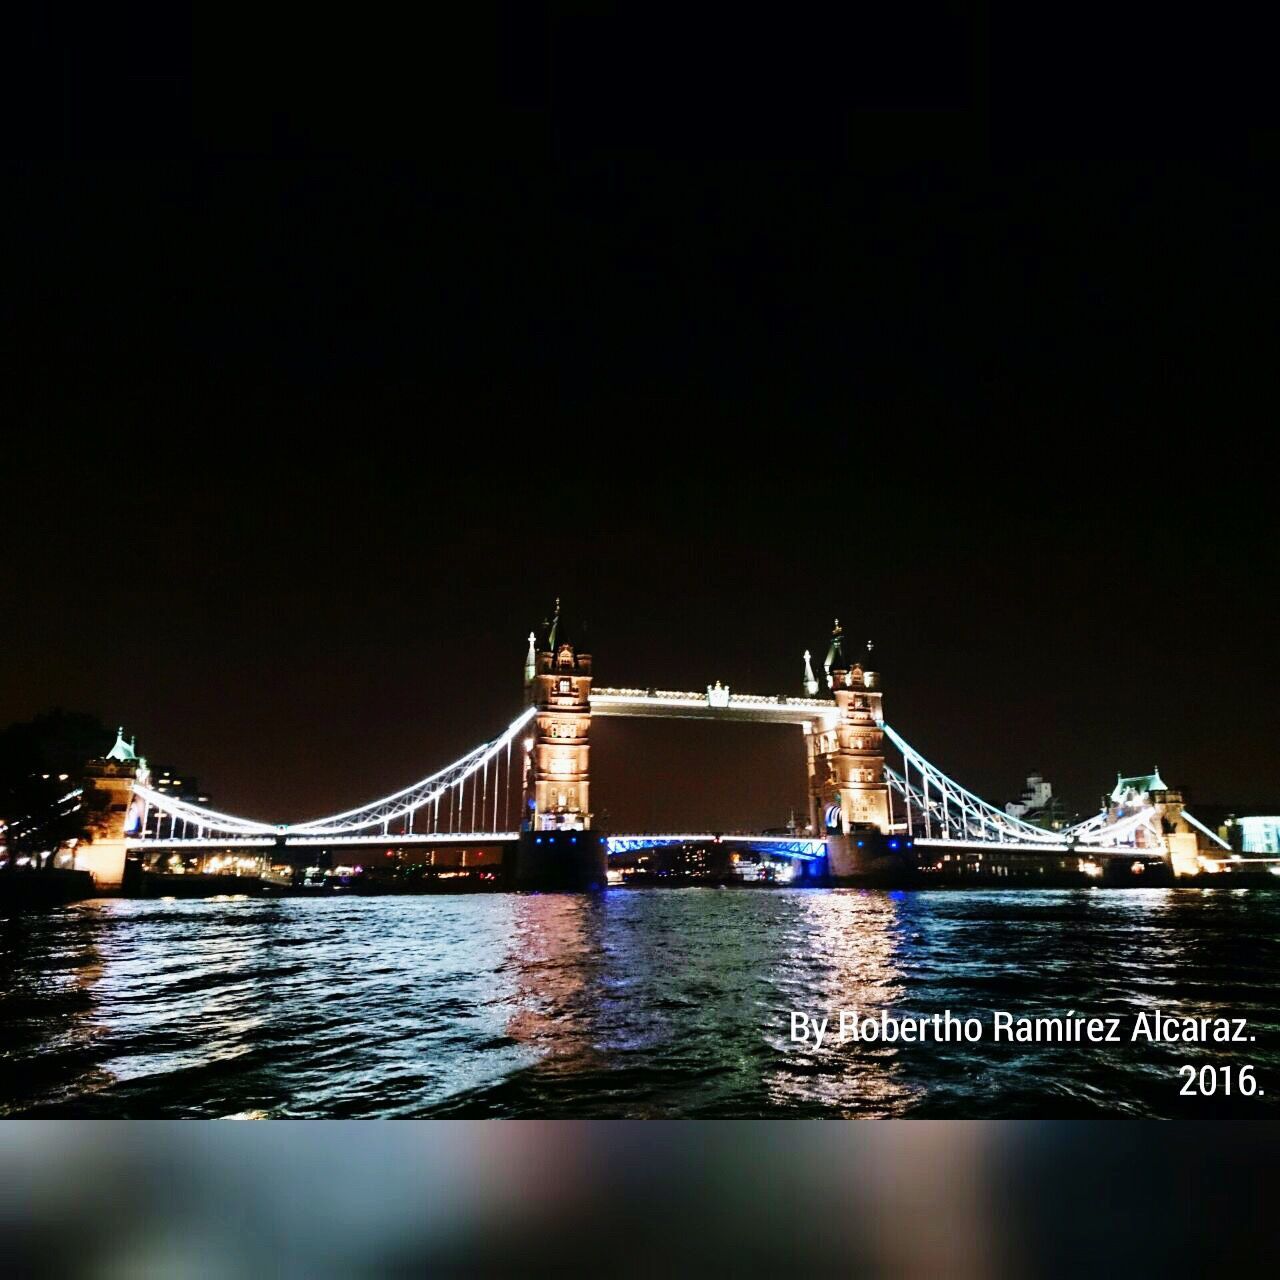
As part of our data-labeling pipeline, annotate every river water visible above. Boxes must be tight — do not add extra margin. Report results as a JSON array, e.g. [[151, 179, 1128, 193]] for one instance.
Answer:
[[2, 888, 1276, 1118]]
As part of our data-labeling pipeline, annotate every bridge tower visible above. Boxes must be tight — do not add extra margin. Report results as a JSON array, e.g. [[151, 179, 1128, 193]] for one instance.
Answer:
[[812, 623, 893, 877], [514, 602, 607, 889], [1109, 771, 1202, 876], [523, 600, 593, 831], [77, 728, 145, 888]]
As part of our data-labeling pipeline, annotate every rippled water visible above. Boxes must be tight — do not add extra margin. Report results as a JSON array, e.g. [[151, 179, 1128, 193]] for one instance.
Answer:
[[2, 889, 1277, 1117]]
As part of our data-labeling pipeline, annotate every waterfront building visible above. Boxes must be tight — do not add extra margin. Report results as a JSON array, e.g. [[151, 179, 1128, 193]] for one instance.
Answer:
[[153, 768, 209, 805], [1236, 815, 1280, 854]]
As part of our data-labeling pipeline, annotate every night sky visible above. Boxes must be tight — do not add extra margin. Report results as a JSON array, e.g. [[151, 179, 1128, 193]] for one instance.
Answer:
[[9, 7, 1277, 828]]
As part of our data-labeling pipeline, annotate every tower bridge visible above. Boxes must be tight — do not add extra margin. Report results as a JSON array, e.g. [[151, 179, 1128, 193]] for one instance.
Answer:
[[81, 602, 1242, 890]]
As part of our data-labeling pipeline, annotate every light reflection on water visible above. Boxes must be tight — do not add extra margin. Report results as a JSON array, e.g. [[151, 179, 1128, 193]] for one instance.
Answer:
[[1, 888, 1277, 1117]]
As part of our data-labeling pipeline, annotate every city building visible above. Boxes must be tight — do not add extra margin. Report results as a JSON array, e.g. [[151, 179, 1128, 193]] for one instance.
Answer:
[[1234, 815, 1280, 854], [141, 767, 211, 839], [1005, 771, 1073, 830]]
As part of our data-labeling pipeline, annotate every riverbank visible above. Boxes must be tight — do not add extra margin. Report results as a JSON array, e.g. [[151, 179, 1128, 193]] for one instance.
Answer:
[[4, 870, 1277, 908], [0, 869, 97, 907]]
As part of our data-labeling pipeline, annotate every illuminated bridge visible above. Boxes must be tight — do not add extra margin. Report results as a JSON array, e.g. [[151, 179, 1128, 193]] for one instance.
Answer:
[[96, 605, 1239, 889]]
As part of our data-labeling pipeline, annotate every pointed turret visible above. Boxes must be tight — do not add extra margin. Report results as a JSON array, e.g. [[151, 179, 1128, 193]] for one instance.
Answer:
[[531, 600, 591, 677], [547, 597, 562, 651], [524, 631, 537, 688], [860, 638, 879, 689], [823, 620, 846, 689], [105, 726, 137, 763], [802, 649, 819, 696]]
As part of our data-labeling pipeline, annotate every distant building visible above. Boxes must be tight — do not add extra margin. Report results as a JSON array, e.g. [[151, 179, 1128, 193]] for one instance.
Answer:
[[151, 768, 209, 806], [1005, 771, 1073, 831], [1234, 816, 1280, 854], [1170, 806, 1280, 853], [139, 767, 210, 839]]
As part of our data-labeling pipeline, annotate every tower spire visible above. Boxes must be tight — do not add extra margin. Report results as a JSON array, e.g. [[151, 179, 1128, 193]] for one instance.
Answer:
[[823, 619, 845, 688], [105, 726, 137, 763], [524, 630, 537, 687], [802, 649, 818, 696], [547, 596, 561, 650]]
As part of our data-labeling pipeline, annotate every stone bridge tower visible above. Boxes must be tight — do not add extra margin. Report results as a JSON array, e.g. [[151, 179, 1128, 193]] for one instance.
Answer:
[[514, 602, 606, 889], [522, 600, 593, 831], [811, 622, 892, 877], [78, 728, 145, 888]]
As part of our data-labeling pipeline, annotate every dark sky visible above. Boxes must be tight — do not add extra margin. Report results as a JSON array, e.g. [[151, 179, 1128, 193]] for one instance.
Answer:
[[8, 6, 1278, 827]]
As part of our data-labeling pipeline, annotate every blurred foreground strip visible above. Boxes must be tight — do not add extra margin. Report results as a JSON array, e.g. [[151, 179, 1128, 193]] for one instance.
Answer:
[[0, 1122, 1274, 1277]]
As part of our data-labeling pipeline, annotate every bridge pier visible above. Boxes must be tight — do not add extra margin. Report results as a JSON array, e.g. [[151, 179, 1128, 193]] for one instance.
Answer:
[[510, 830, 608, 891], [825, 830, 913, 883]]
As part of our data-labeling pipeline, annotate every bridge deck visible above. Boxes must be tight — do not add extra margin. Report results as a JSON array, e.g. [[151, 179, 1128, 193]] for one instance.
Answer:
[[127, 832, 1200, 860], [126, 832, 827, 857], [590, 688, 836, 725]]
